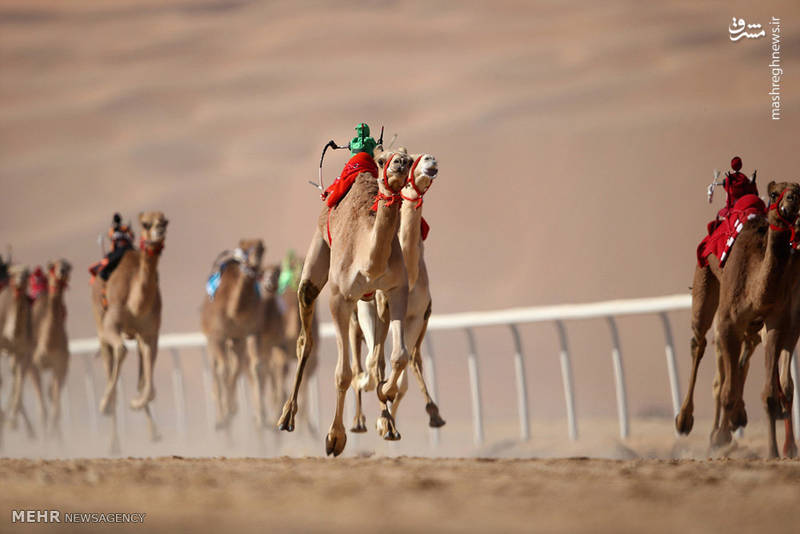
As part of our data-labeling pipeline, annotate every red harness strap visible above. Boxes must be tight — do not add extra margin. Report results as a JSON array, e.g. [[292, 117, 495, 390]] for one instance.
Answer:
[[370, 154, 403, 211], [768, 188, 798, 248], [400, 155, 430, 209]]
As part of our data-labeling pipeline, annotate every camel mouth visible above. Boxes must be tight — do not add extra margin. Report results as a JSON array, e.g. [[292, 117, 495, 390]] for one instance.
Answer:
[[422, 166, 438, 178]]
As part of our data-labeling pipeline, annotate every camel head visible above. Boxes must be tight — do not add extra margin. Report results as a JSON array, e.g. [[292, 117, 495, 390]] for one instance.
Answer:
[[139, 211, 169, 254], [374, 146, 414, 193], [46, 259, 71, 293], [766, 182, 800, 225], [7, 265, 30, 298], [260, 264, 281, 295], [235, 238, 265, 276], [402, 153, 439, 206], [0, 252, 8, 288]]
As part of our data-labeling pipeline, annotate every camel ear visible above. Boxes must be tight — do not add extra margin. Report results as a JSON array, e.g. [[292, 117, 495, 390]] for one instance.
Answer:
[[375, 151, 388, 167], [46, 261, 54, 272], [767, 181, 777, 194]]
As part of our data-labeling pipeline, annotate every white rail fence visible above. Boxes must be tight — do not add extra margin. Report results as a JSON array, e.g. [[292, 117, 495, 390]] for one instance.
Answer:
[[63, 294, 800, 449]]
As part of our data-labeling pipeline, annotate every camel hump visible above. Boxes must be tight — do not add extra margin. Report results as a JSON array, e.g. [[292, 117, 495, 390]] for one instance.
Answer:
[[323, 152, 379, 208]]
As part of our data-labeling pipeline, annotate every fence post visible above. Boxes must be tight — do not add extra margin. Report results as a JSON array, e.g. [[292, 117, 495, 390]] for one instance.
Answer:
[[464, 328, 484, 447], [793, 350, 800, 442], [659, 312, 681, 422], [508, 324, 530, 441], [424, 334, 441, 448], [606, 317, 630, 439], [171, 348, 188, 442], [554, 321, 578, 440], [83, 354, 99, 437]]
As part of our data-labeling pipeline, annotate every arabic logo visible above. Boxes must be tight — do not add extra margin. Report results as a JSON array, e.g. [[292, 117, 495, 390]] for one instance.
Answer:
[[729, 17, 765, 41]]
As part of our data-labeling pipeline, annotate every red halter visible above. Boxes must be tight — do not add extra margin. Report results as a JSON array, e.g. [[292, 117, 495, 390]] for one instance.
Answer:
[[400, 155, 433, 209], [768, 188, 798, 248], [370, 153, 404, 211], [140, 237, 165, 257]]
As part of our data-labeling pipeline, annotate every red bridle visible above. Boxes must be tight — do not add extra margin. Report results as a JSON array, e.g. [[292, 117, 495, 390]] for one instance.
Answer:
[[47, 265, 68, 293], [370, 153, 404, 210], [140, 236, 165, 257], [768, 188, 799, 248], [400, 155, 433, 209]]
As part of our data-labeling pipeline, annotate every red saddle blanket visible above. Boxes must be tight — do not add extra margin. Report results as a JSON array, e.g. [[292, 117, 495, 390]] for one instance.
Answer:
[[27, 266, 47, 301], [697, 194, 766, 268], [323, 152, 379, 208]]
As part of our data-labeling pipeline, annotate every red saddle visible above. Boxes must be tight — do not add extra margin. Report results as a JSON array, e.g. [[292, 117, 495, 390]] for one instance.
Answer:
[[697, 194, 766, 268]]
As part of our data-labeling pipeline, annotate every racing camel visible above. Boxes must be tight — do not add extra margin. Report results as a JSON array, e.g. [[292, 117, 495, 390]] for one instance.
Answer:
[[0, 263, 36, 443], [676, 182, 800, 457], [277, 147, 414, 456], [350, 151, 445, 433], [91, 211, 168, 453], [201, 239, 268, 432], [30, 260, 72, 440]]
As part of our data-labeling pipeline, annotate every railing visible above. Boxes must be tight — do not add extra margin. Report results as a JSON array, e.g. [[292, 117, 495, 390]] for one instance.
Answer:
[[67, 292, 787, 452]]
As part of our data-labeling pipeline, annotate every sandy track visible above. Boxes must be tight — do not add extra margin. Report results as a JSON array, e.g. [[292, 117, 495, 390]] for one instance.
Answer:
[[1, 457, 799, 533]]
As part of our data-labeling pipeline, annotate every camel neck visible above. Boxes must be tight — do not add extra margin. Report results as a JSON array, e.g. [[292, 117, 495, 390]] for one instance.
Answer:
[[228, 266, 258, 317], [399, 201, 423, 290], [9, 292, 31, 341], [137, 250, 161, 293], [365, 194, 402, 279]]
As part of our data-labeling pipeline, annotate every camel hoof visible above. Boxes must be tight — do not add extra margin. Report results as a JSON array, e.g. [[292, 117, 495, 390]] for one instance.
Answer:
[[730, 403, 748, 430], [710, 427, 732, 449], [675, 410, 694, 435], [350, 414, 367, 433], [325, 426, 347, 457], [277, 402, 296, 432], [99, 394, 114, 416], [376, 410, 401, 441], [426, 402, 446, 428], [783, 440, 798, 459]]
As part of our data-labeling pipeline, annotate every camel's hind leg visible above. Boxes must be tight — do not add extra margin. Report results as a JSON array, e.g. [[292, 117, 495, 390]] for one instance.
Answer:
[[278, 229, 329, 432], [676, 265, 719, 435], [325, 289, 355, 457], [348, 310, 367, 433]]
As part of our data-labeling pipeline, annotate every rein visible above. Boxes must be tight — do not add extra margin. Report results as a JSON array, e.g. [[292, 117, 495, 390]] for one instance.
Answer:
[[768, 188, 799, 248]]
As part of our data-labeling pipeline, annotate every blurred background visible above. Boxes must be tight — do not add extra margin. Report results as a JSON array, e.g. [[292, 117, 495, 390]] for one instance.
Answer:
[[1, 0, 799, 457]]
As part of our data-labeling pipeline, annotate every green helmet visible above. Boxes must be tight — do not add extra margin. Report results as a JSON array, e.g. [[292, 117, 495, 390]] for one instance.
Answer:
[[349, 122, 378, 157]]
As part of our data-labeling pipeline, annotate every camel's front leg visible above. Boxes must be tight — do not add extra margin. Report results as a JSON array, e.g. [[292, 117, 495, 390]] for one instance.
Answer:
[[676, 266, 719, 435], [406, 307, 446, 428], [99, 342, 121, 454], [246, 335, 267, 430], [99, 331, 127, 417], [131, 335, 157, 411], [6, 357, 28, 435], [228, 338, 246, 419], [278, 229, 329, 432], [761, 328, 783, 459], [377, 286, 409, 440], [710, 318, 741, 449], [207, 337, 231, 430], [326, 290, 354, 457], [49, 365, 67, 441], [27, 363, 48, 439], [779, 348, 797, 458]]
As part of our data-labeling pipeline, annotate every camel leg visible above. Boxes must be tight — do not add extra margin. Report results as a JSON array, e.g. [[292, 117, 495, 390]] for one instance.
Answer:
[[49, 365, 67, 442], [99, 343, 121, 454], [0, 367, 4, 447], [778, 348, 797, 458], [228, 338, 246, 420], [408, 309, 446, 428], [325, 289, 354, 457], [131, 335, 157, 410], [711, 317, 741, 449], [377, 286, 410, 441], [27, 363, 47, 439], [761, 327, 783, 459], [676, 265, 719, 435], [99, 331, 127, 416], [208, 337, 230, 430], [348, 310, 367, 433], [278, 229, 329, 432], [246, 335, 267, 430]]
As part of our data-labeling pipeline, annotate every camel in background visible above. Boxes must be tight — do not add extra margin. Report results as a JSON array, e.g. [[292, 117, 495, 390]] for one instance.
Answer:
[[30, 259, 72, 440], [277, 147, 414, 456], [201, 239, 268, 432], [676, 182, 800, 457], [0, 264, 37, 442], [91, 211, 168, 453], [350, 151, 445, 433]]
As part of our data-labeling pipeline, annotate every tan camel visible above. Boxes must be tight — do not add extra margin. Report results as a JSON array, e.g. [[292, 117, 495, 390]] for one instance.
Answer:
[[201, 239, 268, 431], [90, 211, 168, 453], [0, 264, 36, 442], [676, 182, 800, 457], [30, 259, 72, 440], [350, 152, 445, 433], [277, 147, 414, 456]]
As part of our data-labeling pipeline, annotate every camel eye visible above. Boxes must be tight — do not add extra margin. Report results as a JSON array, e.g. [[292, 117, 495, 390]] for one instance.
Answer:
[[142, 222, 152, 230]]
